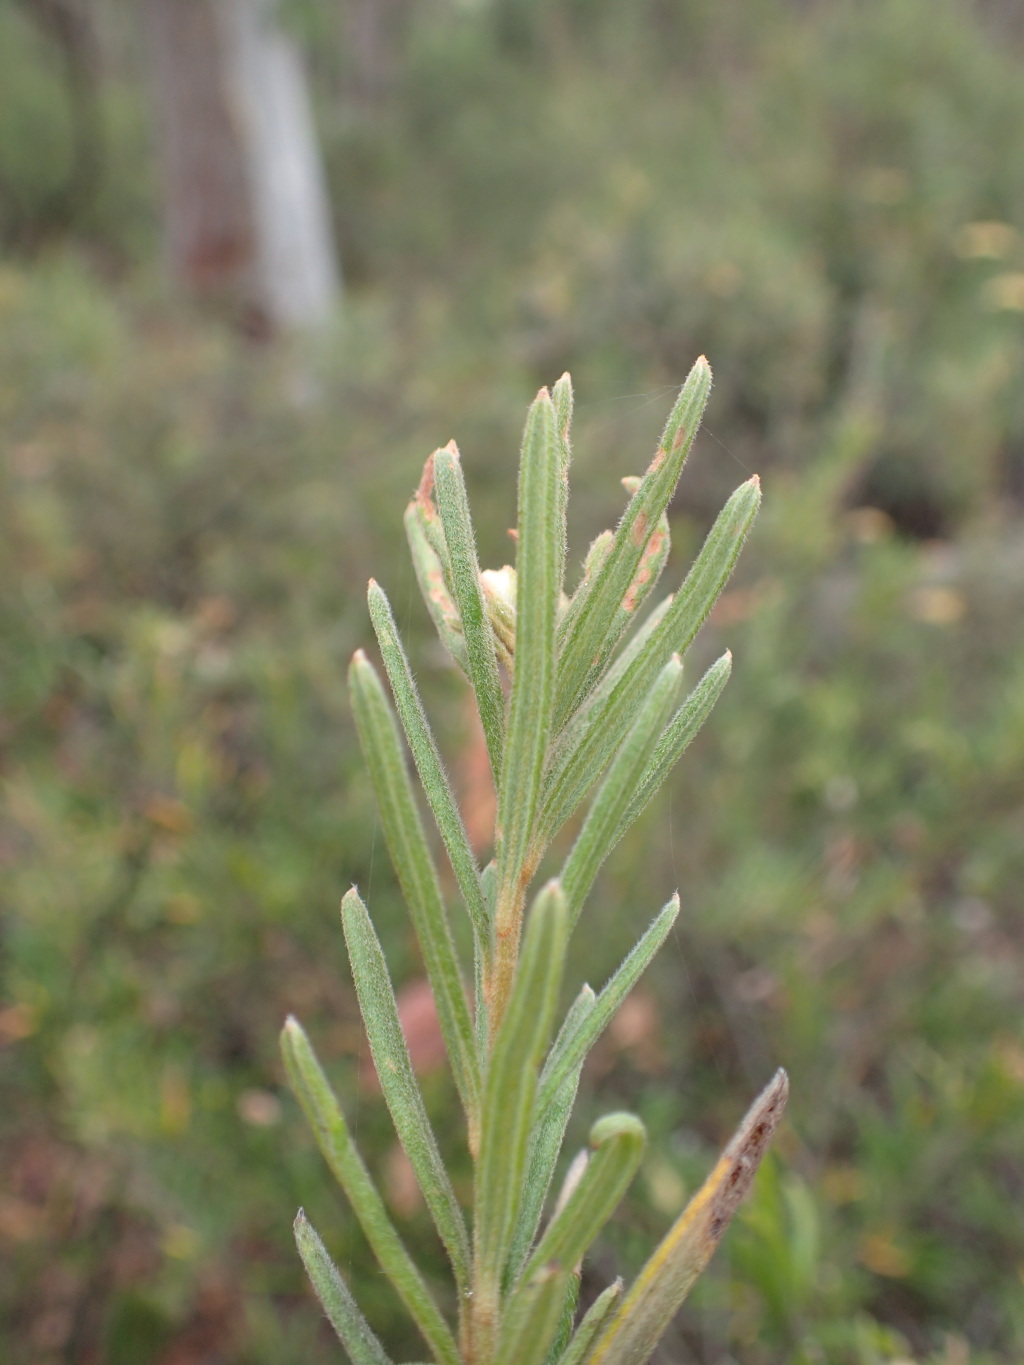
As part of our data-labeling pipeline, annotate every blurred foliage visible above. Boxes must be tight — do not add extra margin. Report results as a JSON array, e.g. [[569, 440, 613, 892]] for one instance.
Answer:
[[1, 1, 1024, 1363]]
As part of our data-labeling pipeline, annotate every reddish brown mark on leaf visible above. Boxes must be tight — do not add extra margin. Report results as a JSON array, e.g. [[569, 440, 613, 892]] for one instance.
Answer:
[[415, 451, 437, 512], [622, 523, 667, 612]]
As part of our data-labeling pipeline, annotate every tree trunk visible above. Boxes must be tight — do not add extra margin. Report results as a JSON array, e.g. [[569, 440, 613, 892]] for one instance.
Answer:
[[142, 0, 340, 333]]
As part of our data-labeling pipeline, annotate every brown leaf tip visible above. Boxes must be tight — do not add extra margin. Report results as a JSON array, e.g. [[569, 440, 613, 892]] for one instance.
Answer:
[[710, 1069, 789, 1237]]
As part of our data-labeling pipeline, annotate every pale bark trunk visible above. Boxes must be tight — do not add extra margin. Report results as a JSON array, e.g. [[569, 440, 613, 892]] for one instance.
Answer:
[[219, 0, 341, 331], [142, 0, 339, 333]]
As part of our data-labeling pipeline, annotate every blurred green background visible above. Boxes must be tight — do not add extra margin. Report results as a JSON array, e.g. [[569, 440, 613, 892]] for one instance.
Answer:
[[2, 1, 1024, 1362]]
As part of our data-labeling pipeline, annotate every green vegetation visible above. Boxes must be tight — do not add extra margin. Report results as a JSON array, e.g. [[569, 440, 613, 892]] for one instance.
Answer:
[[2, 2, 1024, 1364], [283, 359, 785, 1365]]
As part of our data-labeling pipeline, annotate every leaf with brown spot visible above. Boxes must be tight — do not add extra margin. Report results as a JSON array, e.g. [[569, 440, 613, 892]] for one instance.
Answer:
[[584, 1069, 788, 1365]]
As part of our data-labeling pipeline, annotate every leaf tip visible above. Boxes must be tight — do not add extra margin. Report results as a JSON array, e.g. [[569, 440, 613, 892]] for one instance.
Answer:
[[590, 1111, 646, 1149], [706, 1068, 789, 1238]]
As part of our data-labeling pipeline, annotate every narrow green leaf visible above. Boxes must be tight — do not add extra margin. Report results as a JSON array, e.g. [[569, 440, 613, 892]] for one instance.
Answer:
[[495, 1263, 572, 1365], [476, 859, 499, 1062], [551, 371, 573, 603], [474, 883, 569, 1357], [538, 897, 679, 1113], [621, 651, 732, 833], [555, 1280, 622, 1365], [341, 888, 470, 1290], [492, 392, 562, 977], [544, 477, 759, 833], [368, 580, 489, 947], [551, 371, 574, 463], [558, 528, 613, 636], [404, 474, 469, 676], [517, 1114, 646, 1294], [544, 1275, 581, 1365], [543, 596, 673, 832], [506, 986, 596, 1284], [556, 358, 712, 726], [348, 651, 479, 1129], [433, 442, 505, 785], [560, 656, 682, 927], [293, 1209, 394, 1365], [570, 507, 671, 714], [585, 1070, 789, 1365], [281, 1019, 461, 1365], [650, 475, 760, 664]]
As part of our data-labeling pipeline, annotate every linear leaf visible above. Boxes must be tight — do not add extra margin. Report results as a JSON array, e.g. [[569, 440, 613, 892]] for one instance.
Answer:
[[560, 656, 682, 927], [348, 651, 479, 1128], [538, 897, 679, 1113], [433, 442, 505, 785], [474, 883, 568, 1359], [647, 475, 760, 666], [494, 393, 565, 939], [491, 389, 563, 1027], [476, 859, 499, 1062], [515, 1113, 645, 1304], [550, 372, 573, 603], [544, 1275, 581, 1365], [556, 1280, 622, 1365], [544, 477, 759, 832], [506, 986, 596, 1284], [621, 652, 732, 833], [494, 1263, 571, 1365], [558, 528, 613, 637], [368, 580, 488, 946], [293, 1210, 394, 1365], [341, 889, 470, 1289], [585, 1070, 789, 1365], [569, 506, 671, 713], [281, 1019, 460, 1365], [542, 595, 673, 831], [555, 358, 712, 726]]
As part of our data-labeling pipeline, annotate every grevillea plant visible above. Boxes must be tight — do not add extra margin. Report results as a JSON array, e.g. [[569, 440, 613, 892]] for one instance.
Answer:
[[281, 357, 788, 1365]]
